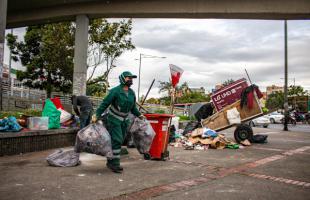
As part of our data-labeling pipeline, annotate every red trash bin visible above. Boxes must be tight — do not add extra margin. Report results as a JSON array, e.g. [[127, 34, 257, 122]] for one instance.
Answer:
[[144, 113, 174, 160]]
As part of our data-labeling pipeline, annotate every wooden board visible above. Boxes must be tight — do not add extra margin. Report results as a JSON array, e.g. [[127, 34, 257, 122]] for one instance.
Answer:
[[202, 96, 263, 131]]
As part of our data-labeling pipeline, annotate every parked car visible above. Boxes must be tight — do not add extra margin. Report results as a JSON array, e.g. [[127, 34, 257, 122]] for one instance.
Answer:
[[249, 116, 270, 128], [267, 112, 284, 124]]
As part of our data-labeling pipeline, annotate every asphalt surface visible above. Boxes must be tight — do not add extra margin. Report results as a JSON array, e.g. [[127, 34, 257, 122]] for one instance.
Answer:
[[0, 127, 309, 200], [268, 123, 310, 133]]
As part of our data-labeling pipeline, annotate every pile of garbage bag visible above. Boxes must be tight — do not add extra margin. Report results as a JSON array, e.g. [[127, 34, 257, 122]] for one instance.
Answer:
[[170, 127, 240, 150]]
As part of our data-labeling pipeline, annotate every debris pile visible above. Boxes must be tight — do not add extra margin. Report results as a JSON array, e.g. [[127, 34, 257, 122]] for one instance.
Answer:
[[170, 127, 241, 150]]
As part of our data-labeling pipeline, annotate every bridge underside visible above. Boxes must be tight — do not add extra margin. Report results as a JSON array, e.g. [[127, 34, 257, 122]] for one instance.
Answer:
[[6, 0, 310, 28]]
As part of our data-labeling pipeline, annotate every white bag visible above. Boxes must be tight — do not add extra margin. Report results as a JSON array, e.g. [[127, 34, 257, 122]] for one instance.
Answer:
[[226, 107, 241, 124], [58, 108, 72, 123]]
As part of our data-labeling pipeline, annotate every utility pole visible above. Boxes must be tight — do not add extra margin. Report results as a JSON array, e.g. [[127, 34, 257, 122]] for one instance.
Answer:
[[283, 20, 288, 131]]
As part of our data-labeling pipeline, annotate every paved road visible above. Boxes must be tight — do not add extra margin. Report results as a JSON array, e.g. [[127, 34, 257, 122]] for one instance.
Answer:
[[0, 127, 309, 200], [268, 123, 310, 133]]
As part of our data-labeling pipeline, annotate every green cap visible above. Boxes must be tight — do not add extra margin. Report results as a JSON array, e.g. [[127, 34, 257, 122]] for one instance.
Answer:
[[122, 71, 137, 78]]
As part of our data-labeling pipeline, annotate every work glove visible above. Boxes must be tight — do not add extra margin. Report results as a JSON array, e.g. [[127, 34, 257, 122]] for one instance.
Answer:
[[138, 115, 146, 120]]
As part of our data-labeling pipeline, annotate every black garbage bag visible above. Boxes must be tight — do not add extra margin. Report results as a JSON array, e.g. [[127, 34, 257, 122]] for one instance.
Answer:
[[194, 103, 214, 122], [182, 121, 200, 136], [250, 134, 268, 143]]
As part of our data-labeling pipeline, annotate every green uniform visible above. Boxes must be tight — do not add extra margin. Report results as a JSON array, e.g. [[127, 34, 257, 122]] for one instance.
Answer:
[[96, 85, 141, 167]]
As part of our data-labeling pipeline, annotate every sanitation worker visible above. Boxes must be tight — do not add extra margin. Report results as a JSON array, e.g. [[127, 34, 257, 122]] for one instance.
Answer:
[[71, 95, 93, 129], [96, 71, 144, 173]]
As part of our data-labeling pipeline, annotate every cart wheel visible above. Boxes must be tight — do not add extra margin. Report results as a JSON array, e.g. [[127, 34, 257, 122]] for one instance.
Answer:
[[234, 124, 253, 143], [161, 151, 169, 161], [144, 153, 151, 160]]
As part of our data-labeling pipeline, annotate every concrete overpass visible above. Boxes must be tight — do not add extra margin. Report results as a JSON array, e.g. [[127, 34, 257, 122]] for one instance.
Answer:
[[1, 0, 310, 104]]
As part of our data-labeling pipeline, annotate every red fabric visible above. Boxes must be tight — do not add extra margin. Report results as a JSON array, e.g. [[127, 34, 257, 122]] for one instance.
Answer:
[[171, 72, 181, 88], [247, 92, 254, 109], [50, 97, 64, 109], [255, 87, 263, 99]]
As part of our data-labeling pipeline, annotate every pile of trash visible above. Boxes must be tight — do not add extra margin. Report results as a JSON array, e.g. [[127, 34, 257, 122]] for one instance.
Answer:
[[170, 127, 242, 150]]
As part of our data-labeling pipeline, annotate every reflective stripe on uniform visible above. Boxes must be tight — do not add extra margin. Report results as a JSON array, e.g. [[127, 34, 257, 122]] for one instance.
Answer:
[[110, 105, 129, 117], [112, 155, 121, 159], [109, 111, 127, 121], [113, 149, 121, 154]]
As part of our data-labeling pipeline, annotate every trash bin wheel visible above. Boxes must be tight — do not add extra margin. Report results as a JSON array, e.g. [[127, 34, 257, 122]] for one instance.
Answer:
[[143, 153, 151, 160], [234, 124, 253, 143], [161, 151, 169, 161]]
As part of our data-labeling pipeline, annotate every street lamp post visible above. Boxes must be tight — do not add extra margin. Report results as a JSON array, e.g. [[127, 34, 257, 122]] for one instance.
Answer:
[[284, 20, 288, 131], [136, 53, 166, 101]]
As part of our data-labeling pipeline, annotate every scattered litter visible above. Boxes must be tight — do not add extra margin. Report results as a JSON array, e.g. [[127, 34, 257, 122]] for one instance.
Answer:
[[78, 174, 85, 177], [119, 179, 124, 182], [240, 139, 251, 146], [170, 127, 238, 151], [42, 188, 45, 191]]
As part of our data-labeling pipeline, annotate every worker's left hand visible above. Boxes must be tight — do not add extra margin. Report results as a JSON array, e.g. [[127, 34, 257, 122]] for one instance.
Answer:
[[138, 115, 146, 120]]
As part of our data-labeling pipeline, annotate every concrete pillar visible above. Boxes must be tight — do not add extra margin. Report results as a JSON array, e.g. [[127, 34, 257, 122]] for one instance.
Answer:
[[73, 15, 89, 96], [0, 0, 8, 110]]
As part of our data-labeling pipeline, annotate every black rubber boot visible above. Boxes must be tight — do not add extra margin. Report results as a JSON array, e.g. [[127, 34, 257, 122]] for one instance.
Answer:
[[106, 162, 122, 173]]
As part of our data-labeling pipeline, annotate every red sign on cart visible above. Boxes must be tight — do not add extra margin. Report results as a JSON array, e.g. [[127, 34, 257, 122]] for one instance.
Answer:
[[211, 78, 248, 112]]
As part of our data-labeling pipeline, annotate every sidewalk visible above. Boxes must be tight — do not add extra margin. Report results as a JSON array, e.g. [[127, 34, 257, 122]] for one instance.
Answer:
[[0, 127, 309, 200]]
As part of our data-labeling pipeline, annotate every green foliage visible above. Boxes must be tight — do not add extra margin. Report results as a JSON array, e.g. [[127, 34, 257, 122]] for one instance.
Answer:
[[6, 23, 75, 97], [0, 109, 42, 119], [153, 109, 166, 114], [222, 79, 235, 86], [6, 19, 134, 97], [87, 19, 135, 93], [177, 92, 210, 104], [288, 85, 308, 96], [262, 107, 269, 114], [266, 91, 284, 110], [158, 96, 171, 106], [86, 83, 106, 97], [178, 115, 190, 121], [145, 98, 160, 104]]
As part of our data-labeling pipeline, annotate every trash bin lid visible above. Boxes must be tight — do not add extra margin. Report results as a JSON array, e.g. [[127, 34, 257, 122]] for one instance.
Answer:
[[144, 113, 174, 119]]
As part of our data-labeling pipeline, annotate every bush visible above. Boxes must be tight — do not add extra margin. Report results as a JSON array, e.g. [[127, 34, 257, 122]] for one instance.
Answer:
[[178, 115, 190, 121], [153, 109, 166, 114], [0, 109, 42, 119]]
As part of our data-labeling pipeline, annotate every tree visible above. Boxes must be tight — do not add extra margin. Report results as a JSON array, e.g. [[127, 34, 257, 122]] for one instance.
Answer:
[[158, 81, 190, 97], [7, 23, 75, 97], [86, 19, 135, 94], [158, 81, 209, 104], [222, 79, 235, 86], [288, 85, 308, 96], [177, 92, 210, 103], [146, 98, 160, 104], [266, 91, 284, 110], [7, 19, 135, 97]]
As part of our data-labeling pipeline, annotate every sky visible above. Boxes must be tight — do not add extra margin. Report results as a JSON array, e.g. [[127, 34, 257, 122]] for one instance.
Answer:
[[4, 19, 310, 98]]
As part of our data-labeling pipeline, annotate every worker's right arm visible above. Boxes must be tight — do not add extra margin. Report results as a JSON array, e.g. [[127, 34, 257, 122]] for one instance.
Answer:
[[96, 90, 115, 118], [72, 96, 80, 116]]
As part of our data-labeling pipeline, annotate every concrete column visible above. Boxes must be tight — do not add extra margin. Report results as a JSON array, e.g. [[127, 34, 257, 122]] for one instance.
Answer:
[[73, 15, 89, 96], [0, 0, 8, 110]]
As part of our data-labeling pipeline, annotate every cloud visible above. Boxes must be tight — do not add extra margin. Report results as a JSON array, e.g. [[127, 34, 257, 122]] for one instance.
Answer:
[[3, 19, 310, 97]]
